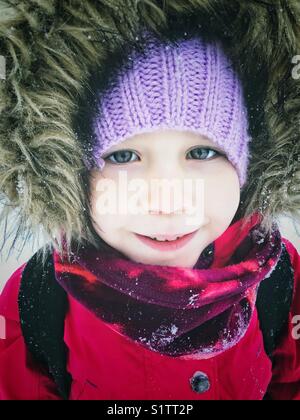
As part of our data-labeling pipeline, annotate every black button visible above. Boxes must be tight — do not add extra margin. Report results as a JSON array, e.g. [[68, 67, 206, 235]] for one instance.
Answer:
[[190, 371, 210, 394]]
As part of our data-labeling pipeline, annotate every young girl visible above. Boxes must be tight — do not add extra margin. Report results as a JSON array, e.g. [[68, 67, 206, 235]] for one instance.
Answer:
[[0, 1, 299, 400]]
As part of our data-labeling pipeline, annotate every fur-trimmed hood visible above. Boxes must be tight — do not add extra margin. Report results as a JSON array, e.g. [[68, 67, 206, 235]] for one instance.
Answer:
[[0, 0, 299, 255]]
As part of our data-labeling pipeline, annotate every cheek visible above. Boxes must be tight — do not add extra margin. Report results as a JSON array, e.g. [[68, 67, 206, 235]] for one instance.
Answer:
[[89, 172, 135, 237], [203, 163, 240, 224]]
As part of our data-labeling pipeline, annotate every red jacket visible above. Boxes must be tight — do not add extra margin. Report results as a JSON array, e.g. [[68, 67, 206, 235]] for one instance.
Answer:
[[0, 238, 299, 400]]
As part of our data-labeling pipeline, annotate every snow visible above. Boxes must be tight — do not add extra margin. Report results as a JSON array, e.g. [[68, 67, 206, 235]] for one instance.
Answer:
[[188, 293, 199, 306], [137, 323, 180, 351]]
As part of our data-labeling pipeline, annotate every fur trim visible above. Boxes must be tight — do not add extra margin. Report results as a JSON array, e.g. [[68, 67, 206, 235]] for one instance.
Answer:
[[0, 0, 299, 256]]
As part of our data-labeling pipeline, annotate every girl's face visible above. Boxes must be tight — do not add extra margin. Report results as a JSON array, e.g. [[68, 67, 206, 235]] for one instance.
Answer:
[[89, 130, 240, 267]]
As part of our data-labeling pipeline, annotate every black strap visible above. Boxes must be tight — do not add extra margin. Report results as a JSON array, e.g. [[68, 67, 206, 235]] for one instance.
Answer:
[[18, 247, 72, 400], [18, 243, 295, 400], [256, 242, 294, 361]]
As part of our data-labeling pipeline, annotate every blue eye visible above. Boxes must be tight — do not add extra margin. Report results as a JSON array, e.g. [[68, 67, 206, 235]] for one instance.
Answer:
[[104, 150, 140, 164], [186, 147, 222, 160]]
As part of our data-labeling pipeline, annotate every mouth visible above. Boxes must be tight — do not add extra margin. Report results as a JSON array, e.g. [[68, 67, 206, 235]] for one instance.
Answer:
[[134, 229, 199, 252]]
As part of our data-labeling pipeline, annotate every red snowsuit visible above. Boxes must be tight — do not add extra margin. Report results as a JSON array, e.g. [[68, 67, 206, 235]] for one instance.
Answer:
[[0, 238, 299, 400]]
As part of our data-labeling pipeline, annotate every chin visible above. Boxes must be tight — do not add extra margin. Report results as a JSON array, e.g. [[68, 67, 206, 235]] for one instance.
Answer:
[[134, 253, 197, 268]]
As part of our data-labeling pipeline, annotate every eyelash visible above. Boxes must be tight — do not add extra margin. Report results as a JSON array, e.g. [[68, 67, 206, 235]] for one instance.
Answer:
[[103, 147, 224, 164]]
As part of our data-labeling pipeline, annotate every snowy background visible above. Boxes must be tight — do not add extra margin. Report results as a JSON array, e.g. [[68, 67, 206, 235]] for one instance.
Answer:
[[0, 205, 299, 293]]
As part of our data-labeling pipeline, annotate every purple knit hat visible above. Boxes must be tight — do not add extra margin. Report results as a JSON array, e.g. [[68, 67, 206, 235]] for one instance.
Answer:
[[90, 33, 251, 187]]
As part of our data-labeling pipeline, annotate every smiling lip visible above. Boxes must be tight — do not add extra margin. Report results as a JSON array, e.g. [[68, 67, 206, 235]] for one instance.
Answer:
[[134, 230, 199, 252]]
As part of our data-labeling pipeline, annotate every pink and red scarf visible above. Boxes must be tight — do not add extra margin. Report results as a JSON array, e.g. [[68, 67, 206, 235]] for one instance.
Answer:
[[54, 212, 282, 360]]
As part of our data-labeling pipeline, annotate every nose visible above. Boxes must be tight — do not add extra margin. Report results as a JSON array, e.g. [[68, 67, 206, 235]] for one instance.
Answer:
[[146, 160, 191, 216], [148, 207, 183, 215], [147, 184, 187, 216]]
